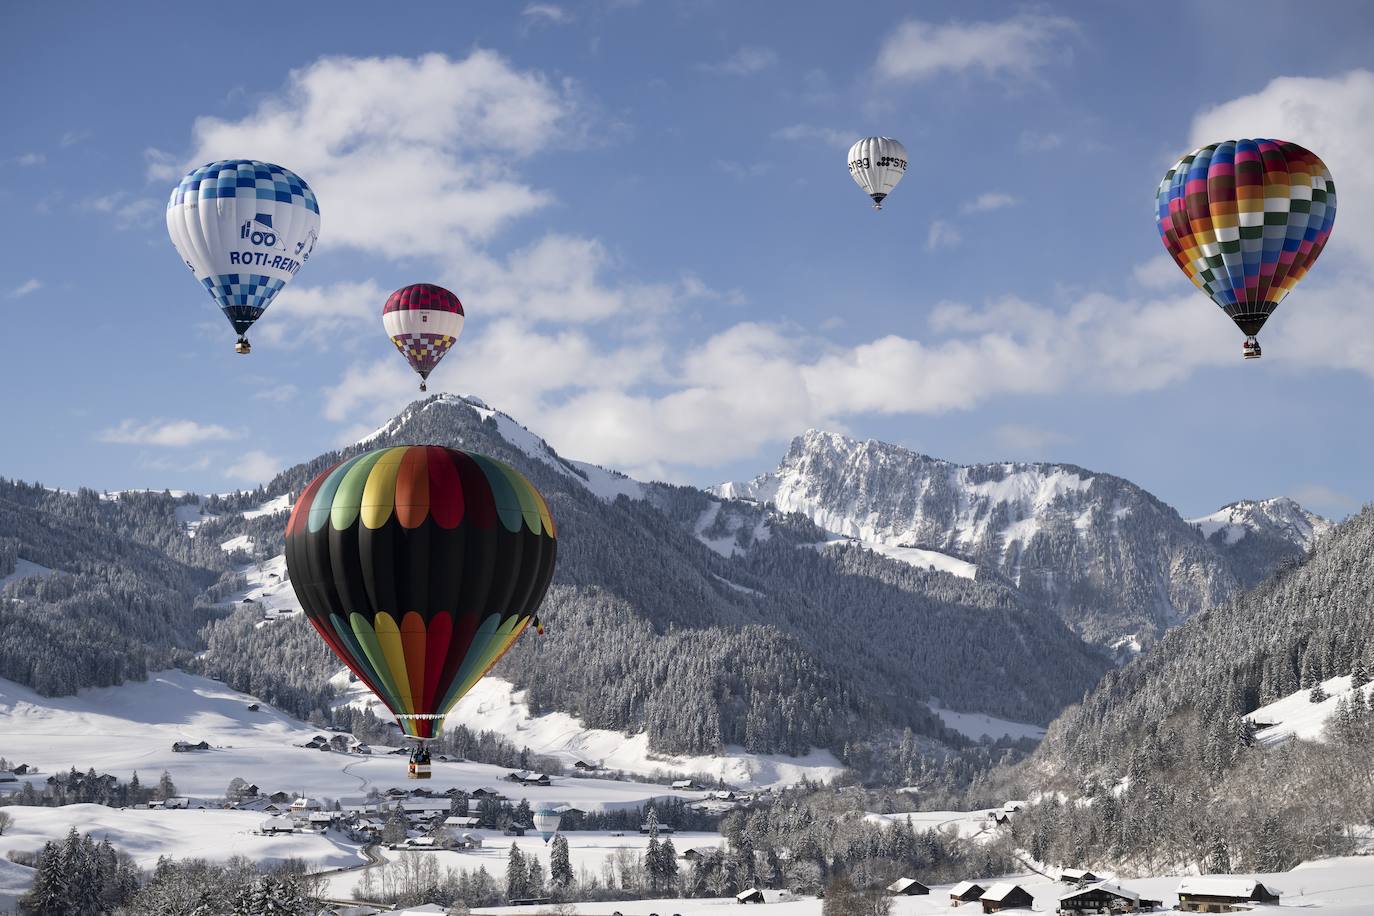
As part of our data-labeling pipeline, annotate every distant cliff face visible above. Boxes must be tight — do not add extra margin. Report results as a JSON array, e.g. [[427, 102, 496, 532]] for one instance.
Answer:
[[718, 429, 1249, 645]]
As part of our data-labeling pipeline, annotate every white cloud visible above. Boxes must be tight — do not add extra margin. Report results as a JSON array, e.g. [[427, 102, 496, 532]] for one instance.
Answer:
[[961, 192, 1018, 214], [253, 280, 387, 348], [1290, 483, 1357, 516], [1133, 254, 1181, 290], [175, 52, 575, 259], [253, 384, 299, 403], [9, 279, 41, 298], [994, 424, 1068, 453], [144, 147, 180, 182], [98, 419, 240, 447], [772, 124, 853, 148], [225, 450, 282, 483], [876, 14, 1076, 83], [523, 3, 572, 24], [1018, 130, 1063, 152], [16, 153, 43, 167], [699, 46, 778, 76], [81, 192, 160, 229], [1189, 69, 1374, 267], [926, 220, 962, 250]]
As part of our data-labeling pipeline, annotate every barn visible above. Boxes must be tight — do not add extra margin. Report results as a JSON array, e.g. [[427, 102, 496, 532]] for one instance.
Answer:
[[950, 881, 985, 906], [1176, 878, 1280, 913], [979, 883, 1034, 913], [735, 889, 765, 904], [886, 878, 929, 896], [1059, 882, 1162, 913]]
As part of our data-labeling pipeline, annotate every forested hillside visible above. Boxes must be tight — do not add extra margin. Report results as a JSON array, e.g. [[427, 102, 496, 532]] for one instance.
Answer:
[[1001, 503, 1374, 874]]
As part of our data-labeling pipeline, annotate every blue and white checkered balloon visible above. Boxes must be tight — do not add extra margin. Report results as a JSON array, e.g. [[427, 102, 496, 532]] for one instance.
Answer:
[[167, 160, 321, 349]]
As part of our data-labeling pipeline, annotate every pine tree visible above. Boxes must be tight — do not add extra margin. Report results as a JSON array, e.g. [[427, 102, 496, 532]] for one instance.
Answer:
[[1352, 660, 1370, 689], [1309, 682, 1329, 703], [506, 844, 526, 900], [1206, 832, 1231, 874], [526, 858, 545, 898], [19, 841, 65, 915], [549, 834, 574, 890], [1255, 816, 1291, 873], [157, 769, 177, 800]]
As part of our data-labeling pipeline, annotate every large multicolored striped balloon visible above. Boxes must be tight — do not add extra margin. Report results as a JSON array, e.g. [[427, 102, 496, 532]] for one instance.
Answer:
[[167, 160, 321, 354], [285, 445, 557, 740], [1155, 139, 1336, 354], [383, 284, 465, 391]]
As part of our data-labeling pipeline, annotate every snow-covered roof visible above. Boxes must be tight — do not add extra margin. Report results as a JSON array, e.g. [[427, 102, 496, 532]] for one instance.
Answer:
[[981, 883, 1027, 902], [444, 816, 481, 826], [1177, 877, 1277, 898], [887, 878, 927, 892], [1060, 868, 1101, 880], [950, 881, 983, 896], [1060, 882, 1138, 902]]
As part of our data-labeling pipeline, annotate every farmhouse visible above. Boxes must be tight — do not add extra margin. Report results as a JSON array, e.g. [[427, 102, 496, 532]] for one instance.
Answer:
[[573, 760, 601, 771], [1175, 878, 1280, 913], [671, 779, 699, 790], [1059, 882, 1162, 913], [505, 771, 551, 786], [886, 877, 929, 896], [950, 881, 985, 906], [682, 847, 719, 862], [979, 883, 1034, 913], [1060, 868, 1105, 884], [171, 740, 210, 752], [736, 889, 765, 904], [260, 816, 295, 835]]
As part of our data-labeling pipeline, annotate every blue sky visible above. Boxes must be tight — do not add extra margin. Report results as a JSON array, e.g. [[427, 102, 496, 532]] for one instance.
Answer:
[[3, 1, 1374, 518]]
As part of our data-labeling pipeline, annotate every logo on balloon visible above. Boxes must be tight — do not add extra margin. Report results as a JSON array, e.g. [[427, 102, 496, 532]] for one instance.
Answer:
[[240, 216, 286, 251]]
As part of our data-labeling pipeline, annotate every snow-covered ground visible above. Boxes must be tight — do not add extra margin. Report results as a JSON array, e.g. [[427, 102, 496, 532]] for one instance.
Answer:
[[809, 538, 977, 580], [861, 809, 993, 841], [928, 705, 1046, 742], [335, 674, 846, 790], [0, 671, 715, 807], [1246, 674, 1374, 746], [472, 856, 1374, 916], [0, 558, 57, 589], [322, 830, 724, 900]]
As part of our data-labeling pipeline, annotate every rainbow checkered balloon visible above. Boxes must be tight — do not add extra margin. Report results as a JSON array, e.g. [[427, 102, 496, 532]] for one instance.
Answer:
[[1155, 139, 1336, 343]]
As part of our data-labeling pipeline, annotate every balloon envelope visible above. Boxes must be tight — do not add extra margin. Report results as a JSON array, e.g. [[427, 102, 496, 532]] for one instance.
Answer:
[[383, 284, 465, 384], [1155, 139, 1336, 339], [847, 137, 908, 209], [167, 160, 320, 343], [533, 806, 562, 843], [285, 445, 557, 740]]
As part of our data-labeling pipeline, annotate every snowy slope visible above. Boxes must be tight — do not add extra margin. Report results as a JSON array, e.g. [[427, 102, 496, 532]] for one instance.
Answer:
[[928, 705, 1046, 741], [1245, 675, 1373, 746], [1190, 497, 1330, 549], [333, 673, 845, 790], [0, 558, 56, 589], [0, 671, 717, 807]]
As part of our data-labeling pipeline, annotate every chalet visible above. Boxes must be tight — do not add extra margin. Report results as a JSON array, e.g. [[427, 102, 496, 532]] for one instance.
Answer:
[[573, 760, 601, 771], [554, 804, 585, 817], [1060, 868, 1105, 885], [504, 824, 530, 837], [683, 847, 720, 862], [12, 765, 29, 775], [640, 823, 675, 834], [736, 889, 765, 904], [268, 791, 291, 804], [950, 882, 985, 906], [980, 883, 1034, 913], [670, 779, 699, 790], [1059, 882, 1162, 913], [886, 878, 930, 896], [233, 797, 277, 813], [444, 816, 482, 829], [712, 790, 737, 801], [470, 787, 502, 799], [261, 816, 295, 835], [307, 812, 335, 831], [506, 771, 551, 786], [401, 836, 437, 849], [992, 813, 1012, 826], [171, 740, 211, 752], [1176, 878, 1280, 913], [243, 784, 260, 797]]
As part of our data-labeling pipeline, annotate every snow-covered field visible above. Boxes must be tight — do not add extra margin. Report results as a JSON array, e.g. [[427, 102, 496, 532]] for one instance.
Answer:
[[1247, 674, 1374, 746], [927, 705, 1045, 742], [334, 671, 846, 790], [0, 671, 715, 808], [322, 830, 724, 900], [472, 856, 1374, 916], [862, 809, 993, 841]]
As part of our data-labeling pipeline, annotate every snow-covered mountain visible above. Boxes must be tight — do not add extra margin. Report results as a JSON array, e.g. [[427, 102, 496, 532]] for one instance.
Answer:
[[1188, 497, 1331, 587], [716, 430, 1313, 645]]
